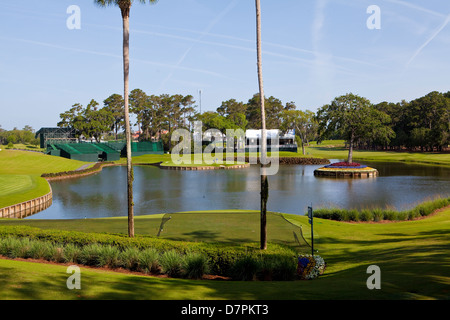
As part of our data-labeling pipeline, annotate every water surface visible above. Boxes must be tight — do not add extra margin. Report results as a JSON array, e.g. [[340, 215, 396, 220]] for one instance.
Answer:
[[28, 160, 450, 219]]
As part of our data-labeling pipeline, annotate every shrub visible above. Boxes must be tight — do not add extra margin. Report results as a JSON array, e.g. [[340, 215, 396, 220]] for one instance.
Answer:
[[231, 255, 260, 281], [139, 248, 160, 274], [0, 237, 24, 258], [49, 244, 66, 263], [359, 210, 373, 222], [63, 243, 81, 263], [314, 208, 332, 220], [28, 240, 54, 260], [347, 209, 359, 222], [373, 209, 384, 222], [272, 256, 297, 281], [396, 211, 408, 221], [0, 226, 298, 278], [98, 245, 121, 268], [79, 244, 104, 266], [383, 209, 398, 221], [331, 209, 344, 221], [160, 250, 184, 278], [120, 247, 141, 271], [182, 252, 210, 279], [302, 197, 450, 223]]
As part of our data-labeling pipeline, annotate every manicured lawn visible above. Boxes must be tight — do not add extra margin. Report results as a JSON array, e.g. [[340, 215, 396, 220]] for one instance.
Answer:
[[0, 211, 303, 248], [0, 150, 87, 208], [0, 208, 449, 300]]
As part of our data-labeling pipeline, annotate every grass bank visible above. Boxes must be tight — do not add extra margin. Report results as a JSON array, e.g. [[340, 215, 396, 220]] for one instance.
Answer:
[[0, 150, 87, 208]]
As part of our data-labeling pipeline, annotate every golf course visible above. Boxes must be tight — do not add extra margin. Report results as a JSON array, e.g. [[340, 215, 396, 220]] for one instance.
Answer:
[[0, 144, 449, 300]]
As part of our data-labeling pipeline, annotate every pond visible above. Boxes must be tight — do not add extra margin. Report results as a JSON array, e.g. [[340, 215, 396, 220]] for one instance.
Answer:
[[28, 160, 450, 219]]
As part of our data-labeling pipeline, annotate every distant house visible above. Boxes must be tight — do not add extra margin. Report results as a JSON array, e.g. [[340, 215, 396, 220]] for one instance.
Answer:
[[132, 130, 141, 141], [245, 129, 297, 152]]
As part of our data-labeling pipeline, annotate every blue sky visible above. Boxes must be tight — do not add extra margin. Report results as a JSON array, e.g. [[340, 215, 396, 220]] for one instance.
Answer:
[[0, 0, 449, 131]]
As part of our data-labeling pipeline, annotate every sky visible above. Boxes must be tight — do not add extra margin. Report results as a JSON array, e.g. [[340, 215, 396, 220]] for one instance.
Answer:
[[0, 0, 449, 131]]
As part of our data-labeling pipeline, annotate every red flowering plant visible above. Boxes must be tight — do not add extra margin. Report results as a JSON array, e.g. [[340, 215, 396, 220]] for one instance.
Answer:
[[331, 162, 360, 166], [324, 162, 367, 169]]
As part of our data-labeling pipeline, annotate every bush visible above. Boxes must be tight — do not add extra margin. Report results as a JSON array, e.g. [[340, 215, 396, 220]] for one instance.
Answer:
[[160, 250, 184, 278], [0, 237, 24, 258], [120, 247, 141, 271], [231, 255, 260, 281], [373, 209, 384, 222], [331, 209, 344, 221], [0, 226, 297, 278], [304, 197, 450, 223], [49, 244, 66, 263], [28, 240, 54, 260], [359, 210, 373, 222], [63, 243, 81, 263], [383, 209, 398, 221], [272, 256, 297, 281], [98, 245, 121, 268], [139, 248, 160, 274], [182, 252, 210, 279], [396, 211, 408, 221], [347, 209, 359, 222], [79, 243, 104, 266]]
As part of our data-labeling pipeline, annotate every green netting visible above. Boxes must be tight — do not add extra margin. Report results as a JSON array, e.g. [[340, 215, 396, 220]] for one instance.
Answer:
[[48, 141, 162, 161]]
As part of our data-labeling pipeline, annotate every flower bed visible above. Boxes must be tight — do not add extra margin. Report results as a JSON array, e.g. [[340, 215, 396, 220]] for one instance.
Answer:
[[324, 162, 367, 169], [297, 254, 326, 280]]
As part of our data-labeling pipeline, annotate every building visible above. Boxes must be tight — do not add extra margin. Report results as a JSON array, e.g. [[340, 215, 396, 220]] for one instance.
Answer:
[[245, 129, 297, 152]]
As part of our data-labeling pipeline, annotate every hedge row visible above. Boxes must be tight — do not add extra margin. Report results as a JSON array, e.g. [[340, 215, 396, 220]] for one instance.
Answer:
[[312, 197, 450, 222], [41, 162, 114, 178], [0, 236, 211, 279], [0, 225, 297, 277]]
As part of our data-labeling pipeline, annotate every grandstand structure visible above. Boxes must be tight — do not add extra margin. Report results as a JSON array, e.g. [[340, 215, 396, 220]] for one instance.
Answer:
[[35, 127, 77, 149], [46, 141, 164, 162], [37, 127, 164, 162]]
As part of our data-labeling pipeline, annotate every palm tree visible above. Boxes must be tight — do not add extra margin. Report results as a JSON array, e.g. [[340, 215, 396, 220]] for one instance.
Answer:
[[94, 0, 157, 237], [255, 0, 268, 250]]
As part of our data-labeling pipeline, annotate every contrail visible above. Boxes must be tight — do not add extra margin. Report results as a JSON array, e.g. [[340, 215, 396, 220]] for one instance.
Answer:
[[0, 36, 232, 79], [157, 0, 239, 91], [407, 14, 450, 66], [383, 0, 446, 18]]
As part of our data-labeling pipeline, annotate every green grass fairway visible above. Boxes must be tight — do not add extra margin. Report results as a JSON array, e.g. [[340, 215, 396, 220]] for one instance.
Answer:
[[0, 150, 88, 208], [0, 211, 305, 248], [0, 175, 49, 208], [0, 208, 449, 300]]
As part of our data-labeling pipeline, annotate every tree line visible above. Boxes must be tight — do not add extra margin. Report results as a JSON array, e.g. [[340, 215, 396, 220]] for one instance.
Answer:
[[0, 125, 39, 147], [56, 89, 449, 155]]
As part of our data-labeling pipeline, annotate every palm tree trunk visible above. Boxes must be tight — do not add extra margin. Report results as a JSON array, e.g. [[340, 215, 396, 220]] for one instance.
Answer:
[[122, 8, 134, 238], [256, 0, 268, 250]]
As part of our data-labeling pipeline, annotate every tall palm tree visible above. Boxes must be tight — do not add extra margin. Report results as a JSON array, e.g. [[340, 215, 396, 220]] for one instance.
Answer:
[[255, 0, 268, 250], [94, 0, 157, 237]]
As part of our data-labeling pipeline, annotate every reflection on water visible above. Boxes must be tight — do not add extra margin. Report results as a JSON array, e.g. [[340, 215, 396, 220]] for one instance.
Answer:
[[28, 160, 450, 219]]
